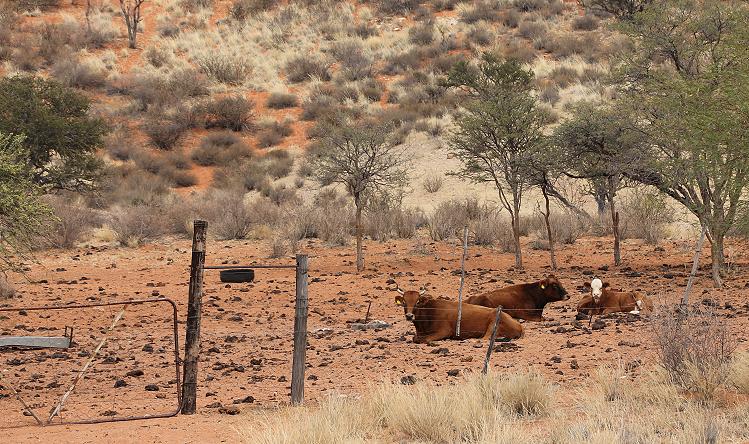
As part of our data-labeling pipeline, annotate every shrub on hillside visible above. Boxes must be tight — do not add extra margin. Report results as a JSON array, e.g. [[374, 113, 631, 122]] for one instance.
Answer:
[[382, 48, 422, 75], [169, 68, 210, 98], [375, 0, 420, 14], [300, 94, 336, 121], [549, 66, 579, 88], [459, 0, 502, 23], [266, 92, 298, 109], [203, 96, 254, 131], [285, 55, 331, 83], [359, 78, 384, 102], [518, 19, 547, 41], [142, 118, 187, 150], [196, 53, 251, 85], [467, 26, 494, 46], [105, 127, 137, 161], [100, 167, 171, 206], [229, 0, 274, 21], [192, 132, 252, 166], [256, 119, 293, 148], [205, 189, 254, 239], [51, 56, 107, 88], [573, 14, 599, 31], [409, 21, 435, 46], [331, 40, 372, 81]]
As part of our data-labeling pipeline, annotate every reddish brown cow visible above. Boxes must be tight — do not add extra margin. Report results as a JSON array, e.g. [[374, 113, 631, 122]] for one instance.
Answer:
[[577, 279, 654, 315], [464, 275, 569, 321], [394, 288, 524, 343]]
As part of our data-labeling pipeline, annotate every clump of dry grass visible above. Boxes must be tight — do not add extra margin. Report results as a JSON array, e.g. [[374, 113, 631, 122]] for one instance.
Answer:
[[0, 274, 16, 299], [729, 352, 749, 394], [110, 204, 167, 247]]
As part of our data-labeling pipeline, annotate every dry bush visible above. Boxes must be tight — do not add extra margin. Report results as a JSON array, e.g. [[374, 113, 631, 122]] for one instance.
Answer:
[[330, 39, 372, 81], [306, 189, 352, 245], [518, 19, 547, 41], [432, 0, 458, 11], [256, 119, 293, 148], [729, 352, 749, 394], [100, 167, 172, 206], [203, 189, 255, 240], [573, 14, 599, 31], [651, 305, 736, 403], [44, 195, 100, 248], [167, 169, 198, 188], [501, 39, 537, 64], [409, 21, 435, 46], [196, 53, 251, 85], [110, 204, 167, 247], [549, 65, 579, 88], [466, 25, 494, 46], [203, 96, 254, 131], [428, 199, 509, 247], [382, 48, 423, 75], [229, 0, 274, 21], [192, 132, 252, 166], [375, 0, 421, 14], [105, 127, 138, 161], [364, 192, 424, 241], [0, 274, 16, 299], [359, 78, 384, 101], [620, 189, 673, 244], [266, 92, 298, 109], [142, 117, 187, 150], [530, 209, 588, 246], [539, 84, 560, 105], [52, 56, 107, 88], [285, 55, 331, 83], [536, 33, 601, 61], [459, 0, 502, 23], [423, 175, 443, 193]]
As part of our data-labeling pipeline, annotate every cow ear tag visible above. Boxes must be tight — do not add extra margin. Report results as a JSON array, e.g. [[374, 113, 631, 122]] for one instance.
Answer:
[[540, 284, 546, 289], [395, 299, 403, 306]]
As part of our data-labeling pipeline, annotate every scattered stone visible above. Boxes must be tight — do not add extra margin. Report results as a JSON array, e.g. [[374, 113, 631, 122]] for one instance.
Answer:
[[101, 410, 118, 417], [591, 320, 606, 330], [570, 360, 579, 370], [145, 384, 159, 391], [114, 379, 127, 388], [126, 369, 144, 377], [206, 402, 222, 408], [350, 320, 391, 331], [401, 375, 417, 385], [447, 369, 460, 377], [219, 406, 240, 415], [142, 344, 154, 353], [550, 356, 562, 363], [233, 396, 255, 404], [250, 358, 262, 366], [355, 339, 370, 346], [278, 376, 287, 382], [430, 347, 449, 355]]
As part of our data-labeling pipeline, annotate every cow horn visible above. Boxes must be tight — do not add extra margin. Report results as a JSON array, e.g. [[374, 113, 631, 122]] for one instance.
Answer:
[[419, 287, 426, 296], [396, 286, 404, 295]]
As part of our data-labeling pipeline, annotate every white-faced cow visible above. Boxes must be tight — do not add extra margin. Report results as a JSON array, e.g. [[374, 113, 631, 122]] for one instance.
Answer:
[[464, 275, 570, 321], [394, 287, 524, 343], [577, 278, 654, 315]]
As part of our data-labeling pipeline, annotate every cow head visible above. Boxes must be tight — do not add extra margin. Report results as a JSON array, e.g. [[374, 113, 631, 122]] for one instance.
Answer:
[[539, 275, 569, 301], [583, 278, 610, 304], [394, 286, 426, 321]]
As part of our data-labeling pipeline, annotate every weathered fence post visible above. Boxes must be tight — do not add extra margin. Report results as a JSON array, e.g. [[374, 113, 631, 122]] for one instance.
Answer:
[[291, 254, 309, 405], [181, 220, 207, 414], [456, 225, 469, 337], [682, 225, 707, 306], [482, 306, 503, 375]]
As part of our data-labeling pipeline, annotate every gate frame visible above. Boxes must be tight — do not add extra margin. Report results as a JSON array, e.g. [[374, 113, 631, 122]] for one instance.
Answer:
[[0, 297, 182, 427]]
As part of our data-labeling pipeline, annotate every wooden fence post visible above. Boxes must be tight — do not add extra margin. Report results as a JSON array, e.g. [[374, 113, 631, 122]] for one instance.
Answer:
[[181, 220, 207, 414], [291, 254, 309, 405], [482, 306, 503, 375], [456, 225, 469, 337], [682, 225, 707, 306]]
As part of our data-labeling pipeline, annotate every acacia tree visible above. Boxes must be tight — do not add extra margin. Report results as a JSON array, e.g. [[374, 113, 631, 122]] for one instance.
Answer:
[[616, 0, 749, 286], [554, 103, 643, 266], [445, 54, 546, 269], [311, 120, 407, 272], [0, 76, 106, 191], [119, 0, 145, 49], [578, 0, 652, 19], [0, 133, 53, 273]]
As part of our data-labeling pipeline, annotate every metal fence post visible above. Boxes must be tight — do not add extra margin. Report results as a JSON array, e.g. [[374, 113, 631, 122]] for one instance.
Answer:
[[291, 254, 309, 405], [456, 225, 469, 337], [181, 220, 207, 414]]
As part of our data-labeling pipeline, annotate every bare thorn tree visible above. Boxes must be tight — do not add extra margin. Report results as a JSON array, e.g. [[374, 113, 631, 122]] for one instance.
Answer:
[[311, 119, 407, 272], [119, 0, 145, 49]]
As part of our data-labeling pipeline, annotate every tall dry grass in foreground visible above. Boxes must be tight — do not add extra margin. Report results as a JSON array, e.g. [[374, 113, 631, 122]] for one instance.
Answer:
[[244, 360, 749, 444]]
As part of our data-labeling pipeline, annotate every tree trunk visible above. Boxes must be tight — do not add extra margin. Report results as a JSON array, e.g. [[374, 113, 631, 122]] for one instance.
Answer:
[[594, 180, 607, 221], [511, 207, 523, 269], [355, 202, 364, 272], [710, 232, 725, 287], [542, 186, 557, 270], [607, 178, 621, 266]]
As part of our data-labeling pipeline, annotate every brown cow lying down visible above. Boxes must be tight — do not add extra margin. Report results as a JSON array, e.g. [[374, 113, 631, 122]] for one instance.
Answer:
[[394, 287, 524, 343], [464, 275, 569, 321], [577, 278, 654, 315]]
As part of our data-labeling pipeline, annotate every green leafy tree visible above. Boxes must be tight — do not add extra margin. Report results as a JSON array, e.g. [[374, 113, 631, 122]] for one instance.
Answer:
[[616, 0, 749, 286], [554, 103, 644, 266], [0, 132, 53, 272], [578, 0, 652, 19], [0, 76, 107, 191], [445, 53, 546, 269], [311, 119, 407, 272]]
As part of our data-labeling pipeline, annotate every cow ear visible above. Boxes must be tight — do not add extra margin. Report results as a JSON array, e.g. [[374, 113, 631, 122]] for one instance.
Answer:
[[395, 295, 404, 306], [583, 282, 591, 288], [602, 282, 611, 288]]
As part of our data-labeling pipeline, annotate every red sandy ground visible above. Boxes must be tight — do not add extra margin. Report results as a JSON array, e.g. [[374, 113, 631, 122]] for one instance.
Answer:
[[2, 235, 749, 442]]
